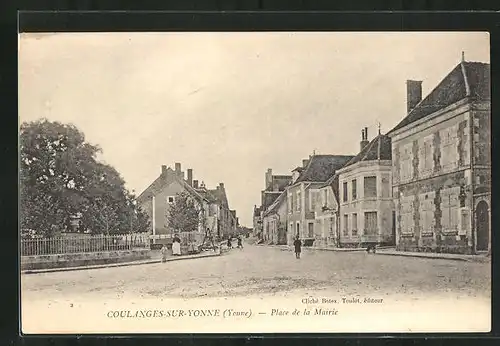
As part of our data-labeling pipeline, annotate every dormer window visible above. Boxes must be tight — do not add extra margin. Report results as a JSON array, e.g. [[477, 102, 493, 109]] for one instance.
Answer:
[[167, 196, 175, 204]]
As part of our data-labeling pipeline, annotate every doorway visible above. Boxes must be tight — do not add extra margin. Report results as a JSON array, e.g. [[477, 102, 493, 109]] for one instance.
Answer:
[[476, 201, 489, 251]]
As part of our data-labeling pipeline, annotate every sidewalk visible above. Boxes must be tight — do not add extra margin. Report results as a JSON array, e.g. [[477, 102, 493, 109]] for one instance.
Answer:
[[21, 249, 221, 275], [375, 248, 490, 263], [257, 243, 490, 262]]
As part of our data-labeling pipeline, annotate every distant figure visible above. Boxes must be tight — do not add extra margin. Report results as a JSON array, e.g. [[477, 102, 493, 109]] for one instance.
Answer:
[[366, 243, 376, 253], [161, 244, 168, 263], [237, 236, 243, 249], [294, 236, 302, 259], [227, 237, 232, 249], [172, 234, 182, 256]]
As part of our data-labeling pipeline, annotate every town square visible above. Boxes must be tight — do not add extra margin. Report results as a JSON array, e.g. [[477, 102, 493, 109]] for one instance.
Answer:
[[19, 32, 490, 333]]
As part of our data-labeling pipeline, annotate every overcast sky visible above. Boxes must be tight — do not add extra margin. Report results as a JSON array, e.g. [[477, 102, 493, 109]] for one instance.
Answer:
[[19, 32, 489, 226]]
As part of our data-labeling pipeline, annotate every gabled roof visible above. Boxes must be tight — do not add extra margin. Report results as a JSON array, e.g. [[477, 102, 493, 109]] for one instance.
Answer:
[[341, 134, 392, 169], [208, 187, 229, 207], [294, 155, 355, 183], [137, 167, 208, 203], [390, 61, 490, 134], [263, 191, 287, 217], [262, 191, 281, 210], [318, 173, 340, 205]]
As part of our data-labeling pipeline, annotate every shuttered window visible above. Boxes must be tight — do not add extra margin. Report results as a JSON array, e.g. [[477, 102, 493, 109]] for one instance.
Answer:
[[364, 176, 377, 198], [364, 212, 377, 235]]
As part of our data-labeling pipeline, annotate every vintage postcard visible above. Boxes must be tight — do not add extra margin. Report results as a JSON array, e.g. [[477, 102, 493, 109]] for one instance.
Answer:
[[19, 31, 491, 334]]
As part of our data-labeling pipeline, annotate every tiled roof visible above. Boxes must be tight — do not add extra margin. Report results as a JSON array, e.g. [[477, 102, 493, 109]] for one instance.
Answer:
[[295, 155, 355, 183], [319, 173, 340, 203], [390, 61, 490, 133], [137, 167, 207, 203], [262, 192, 281, 210], [263, 191, 286, 216], [208, 188, 229, 207], [342, 134, 392, 168]]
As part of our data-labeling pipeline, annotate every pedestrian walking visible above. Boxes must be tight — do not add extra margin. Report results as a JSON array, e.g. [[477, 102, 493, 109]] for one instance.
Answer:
[[161, 244, 168, 263], [172, 234, 182, 256], [294, 236, 302, 259], [227, 237, 232, 249], [237, 236, 243, 249]]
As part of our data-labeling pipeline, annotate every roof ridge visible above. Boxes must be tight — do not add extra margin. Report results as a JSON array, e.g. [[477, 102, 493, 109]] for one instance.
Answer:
[[460, 61, 471, 97]]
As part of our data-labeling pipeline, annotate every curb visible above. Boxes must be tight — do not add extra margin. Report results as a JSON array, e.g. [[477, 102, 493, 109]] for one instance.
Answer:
[[374, 251, 490, 263], [21, 251, 221, 275]]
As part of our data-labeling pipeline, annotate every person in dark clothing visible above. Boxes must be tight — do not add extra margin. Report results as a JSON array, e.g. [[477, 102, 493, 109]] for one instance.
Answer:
[[227, 237, 232, 249], [237, 236, 243, 249], [294, 236, 302, 259]]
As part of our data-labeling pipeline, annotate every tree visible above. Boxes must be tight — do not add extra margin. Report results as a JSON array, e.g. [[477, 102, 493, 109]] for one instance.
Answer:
[[20, 119, 149, 237], [166, 192, 201, 233]]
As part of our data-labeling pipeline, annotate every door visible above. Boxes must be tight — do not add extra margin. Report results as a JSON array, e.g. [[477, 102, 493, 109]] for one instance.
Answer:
[[476, 201, 489, 251]]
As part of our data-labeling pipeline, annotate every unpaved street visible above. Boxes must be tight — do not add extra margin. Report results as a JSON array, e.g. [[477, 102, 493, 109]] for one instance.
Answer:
[[22, 243, 490, 303]]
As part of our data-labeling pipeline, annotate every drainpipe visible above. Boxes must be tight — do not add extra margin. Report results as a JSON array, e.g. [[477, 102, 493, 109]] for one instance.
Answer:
[[469, 105, 476, 255]]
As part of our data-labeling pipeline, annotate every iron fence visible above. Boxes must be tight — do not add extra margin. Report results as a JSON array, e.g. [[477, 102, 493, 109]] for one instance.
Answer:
[[21, 234, 150, 256]]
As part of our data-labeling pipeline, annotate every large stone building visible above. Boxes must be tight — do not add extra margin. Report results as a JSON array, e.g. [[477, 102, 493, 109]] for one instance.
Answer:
[[388, 59, 490, 254], [286, 155, 354, 246], [337, 128, 395, 248]]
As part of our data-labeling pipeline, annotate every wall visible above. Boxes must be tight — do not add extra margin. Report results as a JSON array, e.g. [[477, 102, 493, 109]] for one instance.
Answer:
[[21, 249, 151, 271], [313, 185, 338, 247], [338, 161, 394, 247], [391, 101, 477, 254]]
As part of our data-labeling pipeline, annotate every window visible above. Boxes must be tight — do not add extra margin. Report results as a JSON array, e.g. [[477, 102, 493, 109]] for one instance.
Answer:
[[352, 179, 357, 200], [399, 145, 413, 182], [322, 189, 328, 207], [288, 194, 292, 213], [420, 138, 433, 173], [352, 213, 358, 236], [442, 189, 459, 231], [343, 214, 348, 236], [308, 223, 314, 238], [343, 182, 348, 202], [441, 128, 459, 169], [167, 196, 175, 204], [296, 191, 301, 212], [364, 176, 377, 198], [364, 211, 377, 235], [296, 222, 300, 237], [309, 190, 317, 211], [419, 195, 434, 235]]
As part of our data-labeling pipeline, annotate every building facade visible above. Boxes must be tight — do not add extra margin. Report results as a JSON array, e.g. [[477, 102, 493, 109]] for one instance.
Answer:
[[262, 191, 288, 244], [312, 174, 341, 248], [286, 155, 354, 246], [388, 60, 490, 254], [137, 163, 236, 246], [337, 129, 395, 248]]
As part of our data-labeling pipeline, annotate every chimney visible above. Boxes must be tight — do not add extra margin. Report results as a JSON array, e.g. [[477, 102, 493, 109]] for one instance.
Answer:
[[193, 180, 199, 189], [265, 168, 273, 189], [302, 159, 309, 168], [219, 182, 224, 189], [161, 165, 167, 175], [406, 80, 422, 114], [360, 128, 369, 151], [187, 169, 193, 186], [175, 162, 181, 172]]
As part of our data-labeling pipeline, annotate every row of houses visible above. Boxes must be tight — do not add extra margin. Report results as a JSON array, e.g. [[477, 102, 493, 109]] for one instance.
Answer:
[[254, 58, 491, 255], [137, 162, 238, 245]]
